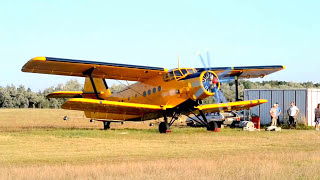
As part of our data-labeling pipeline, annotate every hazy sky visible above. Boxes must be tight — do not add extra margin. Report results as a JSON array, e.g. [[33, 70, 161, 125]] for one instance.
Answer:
[[1, 0, 319, 90]]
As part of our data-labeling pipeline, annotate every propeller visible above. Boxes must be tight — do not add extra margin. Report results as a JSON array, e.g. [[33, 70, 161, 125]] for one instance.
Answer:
[[197, 50, 231, 103]]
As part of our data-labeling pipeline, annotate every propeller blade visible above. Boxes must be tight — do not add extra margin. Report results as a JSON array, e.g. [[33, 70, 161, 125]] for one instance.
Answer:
[[218, 77, 235, 83], [217, 67, 232, 78], [206, 50, 211, 70], [213, 87, 221, 102], [213, 88, 225, 112], [198, 52, 208, 72]]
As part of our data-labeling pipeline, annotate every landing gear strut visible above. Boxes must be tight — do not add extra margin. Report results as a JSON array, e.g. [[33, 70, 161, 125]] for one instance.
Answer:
[[103, 121, 111, 130], [186, 108, 221, 132], [159, 111, 180, 133]]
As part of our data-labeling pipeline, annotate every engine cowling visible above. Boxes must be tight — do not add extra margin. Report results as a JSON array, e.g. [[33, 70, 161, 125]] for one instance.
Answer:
[[187, 71, 220, 100]]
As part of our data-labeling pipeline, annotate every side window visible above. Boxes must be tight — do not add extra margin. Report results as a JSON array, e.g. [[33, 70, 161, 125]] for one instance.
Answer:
[[148, 89, 151, 95], [153, 88, 156, 93], [143, 91, 146, 97], [158, 86, 161, 92]]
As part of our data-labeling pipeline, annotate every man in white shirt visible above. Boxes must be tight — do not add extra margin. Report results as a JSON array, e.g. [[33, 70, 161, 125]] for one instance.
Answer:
[[287, 101, 299, 128]]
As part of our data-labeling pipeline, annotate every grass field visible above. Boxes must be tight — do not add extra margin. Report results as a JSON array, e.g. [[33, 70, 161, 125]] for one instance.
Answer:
[[0, 109, 320, 180]]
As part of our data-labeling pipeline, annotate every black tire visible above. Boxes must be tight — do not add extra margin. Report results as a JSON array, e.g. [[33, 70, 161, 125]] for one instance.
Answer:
[[103, 121, 111, 130], [207, 121, 218, 131], [230, 121, 236, 128], [159, 122, 167, 133]]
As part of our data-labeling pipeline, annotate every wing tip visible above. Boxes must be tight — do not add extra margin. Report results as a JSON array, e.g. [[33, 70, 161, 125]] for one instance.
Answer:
[[21, 56, 47, 72], [31, 56, 47, 61]]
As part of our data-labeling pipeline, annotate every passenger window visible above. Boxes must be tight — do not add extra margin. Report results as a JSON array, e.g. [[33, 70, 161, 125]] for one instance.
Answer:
[[158, 86, 161, 92], [143, 91, 146, 97], [148, 90, 151, 95], [153, 88, 156, 93]]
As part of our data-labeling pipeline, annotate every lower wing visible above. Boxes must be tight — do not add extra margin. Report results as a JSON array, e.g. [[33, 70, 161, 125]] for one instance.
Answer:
[[194, 99, 267, 113], [62, 98, 173, 118]]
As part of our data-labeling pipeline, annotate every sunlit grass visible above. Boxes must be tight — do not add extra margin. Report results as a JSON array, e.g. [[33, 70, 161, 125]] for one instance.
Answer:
[[0, 109, 320, 179]]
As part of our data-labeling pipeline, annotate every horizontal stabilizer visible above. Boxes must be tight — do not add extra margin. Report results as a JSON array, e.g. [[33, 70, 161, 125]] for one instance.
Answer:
[[47, 91, 83, 98]]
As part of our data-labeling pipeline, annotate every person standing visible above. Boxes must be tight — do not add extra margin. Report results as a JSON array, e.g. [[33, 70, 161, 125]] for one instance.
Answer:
[[270, 104, 278, 126], [276, 102, 282, 125], [287, 101, 299, 128], [314, 103, 320, 131]]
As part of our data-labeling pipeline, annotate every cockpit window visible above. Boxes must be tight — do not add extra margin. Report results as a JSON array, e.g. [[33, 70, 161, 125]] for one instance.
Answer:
[[181, 69, 188, 75], [174, 70, 182, 77], [164, 68, 196, 81], [187, 69, 195, 74], [164, 71, 175, 81]]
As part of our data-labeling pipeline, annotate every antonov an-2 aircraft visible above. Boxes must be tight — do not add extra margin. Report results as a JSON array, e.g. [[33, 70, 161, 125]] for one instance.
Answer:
[[22, 56, 284, 133]]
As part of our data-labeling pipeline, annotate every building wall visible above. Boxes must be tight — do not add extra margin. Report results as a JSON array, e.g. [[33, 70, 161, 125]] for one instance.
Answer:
[[307, 89, 320, 126], [244, 89, 314, 126]]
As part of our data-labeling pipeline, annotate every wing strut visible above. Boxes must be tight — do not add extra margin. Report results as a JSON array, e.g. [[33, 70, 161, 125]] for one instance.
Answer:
[[233, 71, 243, 101], [199, 110, 209, 126], [235, 76, 239, 101], [83, 67, 103, 100]]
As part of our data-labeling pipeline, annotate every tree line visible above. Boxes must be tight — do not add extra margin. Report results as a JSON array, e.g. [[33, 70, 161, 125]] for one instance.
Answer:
[[0, 80, 319, 108]]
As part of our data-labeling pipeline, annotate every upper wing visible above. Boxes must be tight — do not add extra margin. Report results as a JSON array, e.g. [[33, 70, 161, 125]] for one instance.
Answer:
[[196, 65, 285, 79], [22, 57, 168, 81], [194, 99, 267, 113], [62, 98, 173, 116]]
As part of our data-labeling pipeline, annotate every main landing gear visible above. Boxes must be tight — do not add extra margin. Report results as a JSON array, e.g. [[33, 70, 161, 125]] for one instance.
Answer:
[[159, 112, 180, 133], [103, 121, 111, 130], [185, 108, 221, 132]]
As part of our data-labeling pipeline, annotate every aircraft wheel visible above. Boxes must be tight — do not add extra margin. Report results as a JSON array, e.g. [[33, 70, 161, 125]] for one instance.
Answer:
[[207, 121, 218, 131], [159, 122, 167, 133], [103, 121, 111, 130]]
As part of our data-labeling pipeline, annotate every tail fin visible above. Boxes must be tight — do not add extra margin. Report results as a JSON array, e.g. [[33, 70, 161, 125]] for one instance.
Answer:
[[84, 78, 111, 99]]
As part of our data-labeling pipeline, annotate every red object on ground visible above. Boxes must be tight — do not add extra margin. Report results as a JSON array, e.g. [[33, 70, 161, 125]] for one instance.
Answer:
[[214, 128, 220, 132], [251, 117, 261, 129], [166, 129, 172, 133]]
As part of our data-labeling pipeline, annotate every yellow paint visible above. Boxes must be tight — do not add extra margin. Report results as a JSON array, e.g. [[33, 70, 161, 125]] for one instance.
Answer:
[[32, 56, 46, 61], [195, 99, 268, 113], [47, 91, 83, 98], [22, 56, 282, 122]]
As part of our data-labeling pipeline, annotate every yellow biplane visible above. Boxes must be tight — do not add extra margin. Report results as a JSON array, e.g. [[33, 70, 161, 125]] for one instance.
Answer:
[[22, 56, 284, 133]]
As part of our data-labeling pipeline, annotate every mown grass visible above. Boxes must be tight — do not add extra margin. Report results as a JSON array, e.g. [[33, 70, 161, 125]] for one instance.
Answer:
[[0, 109, 320, 179]]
